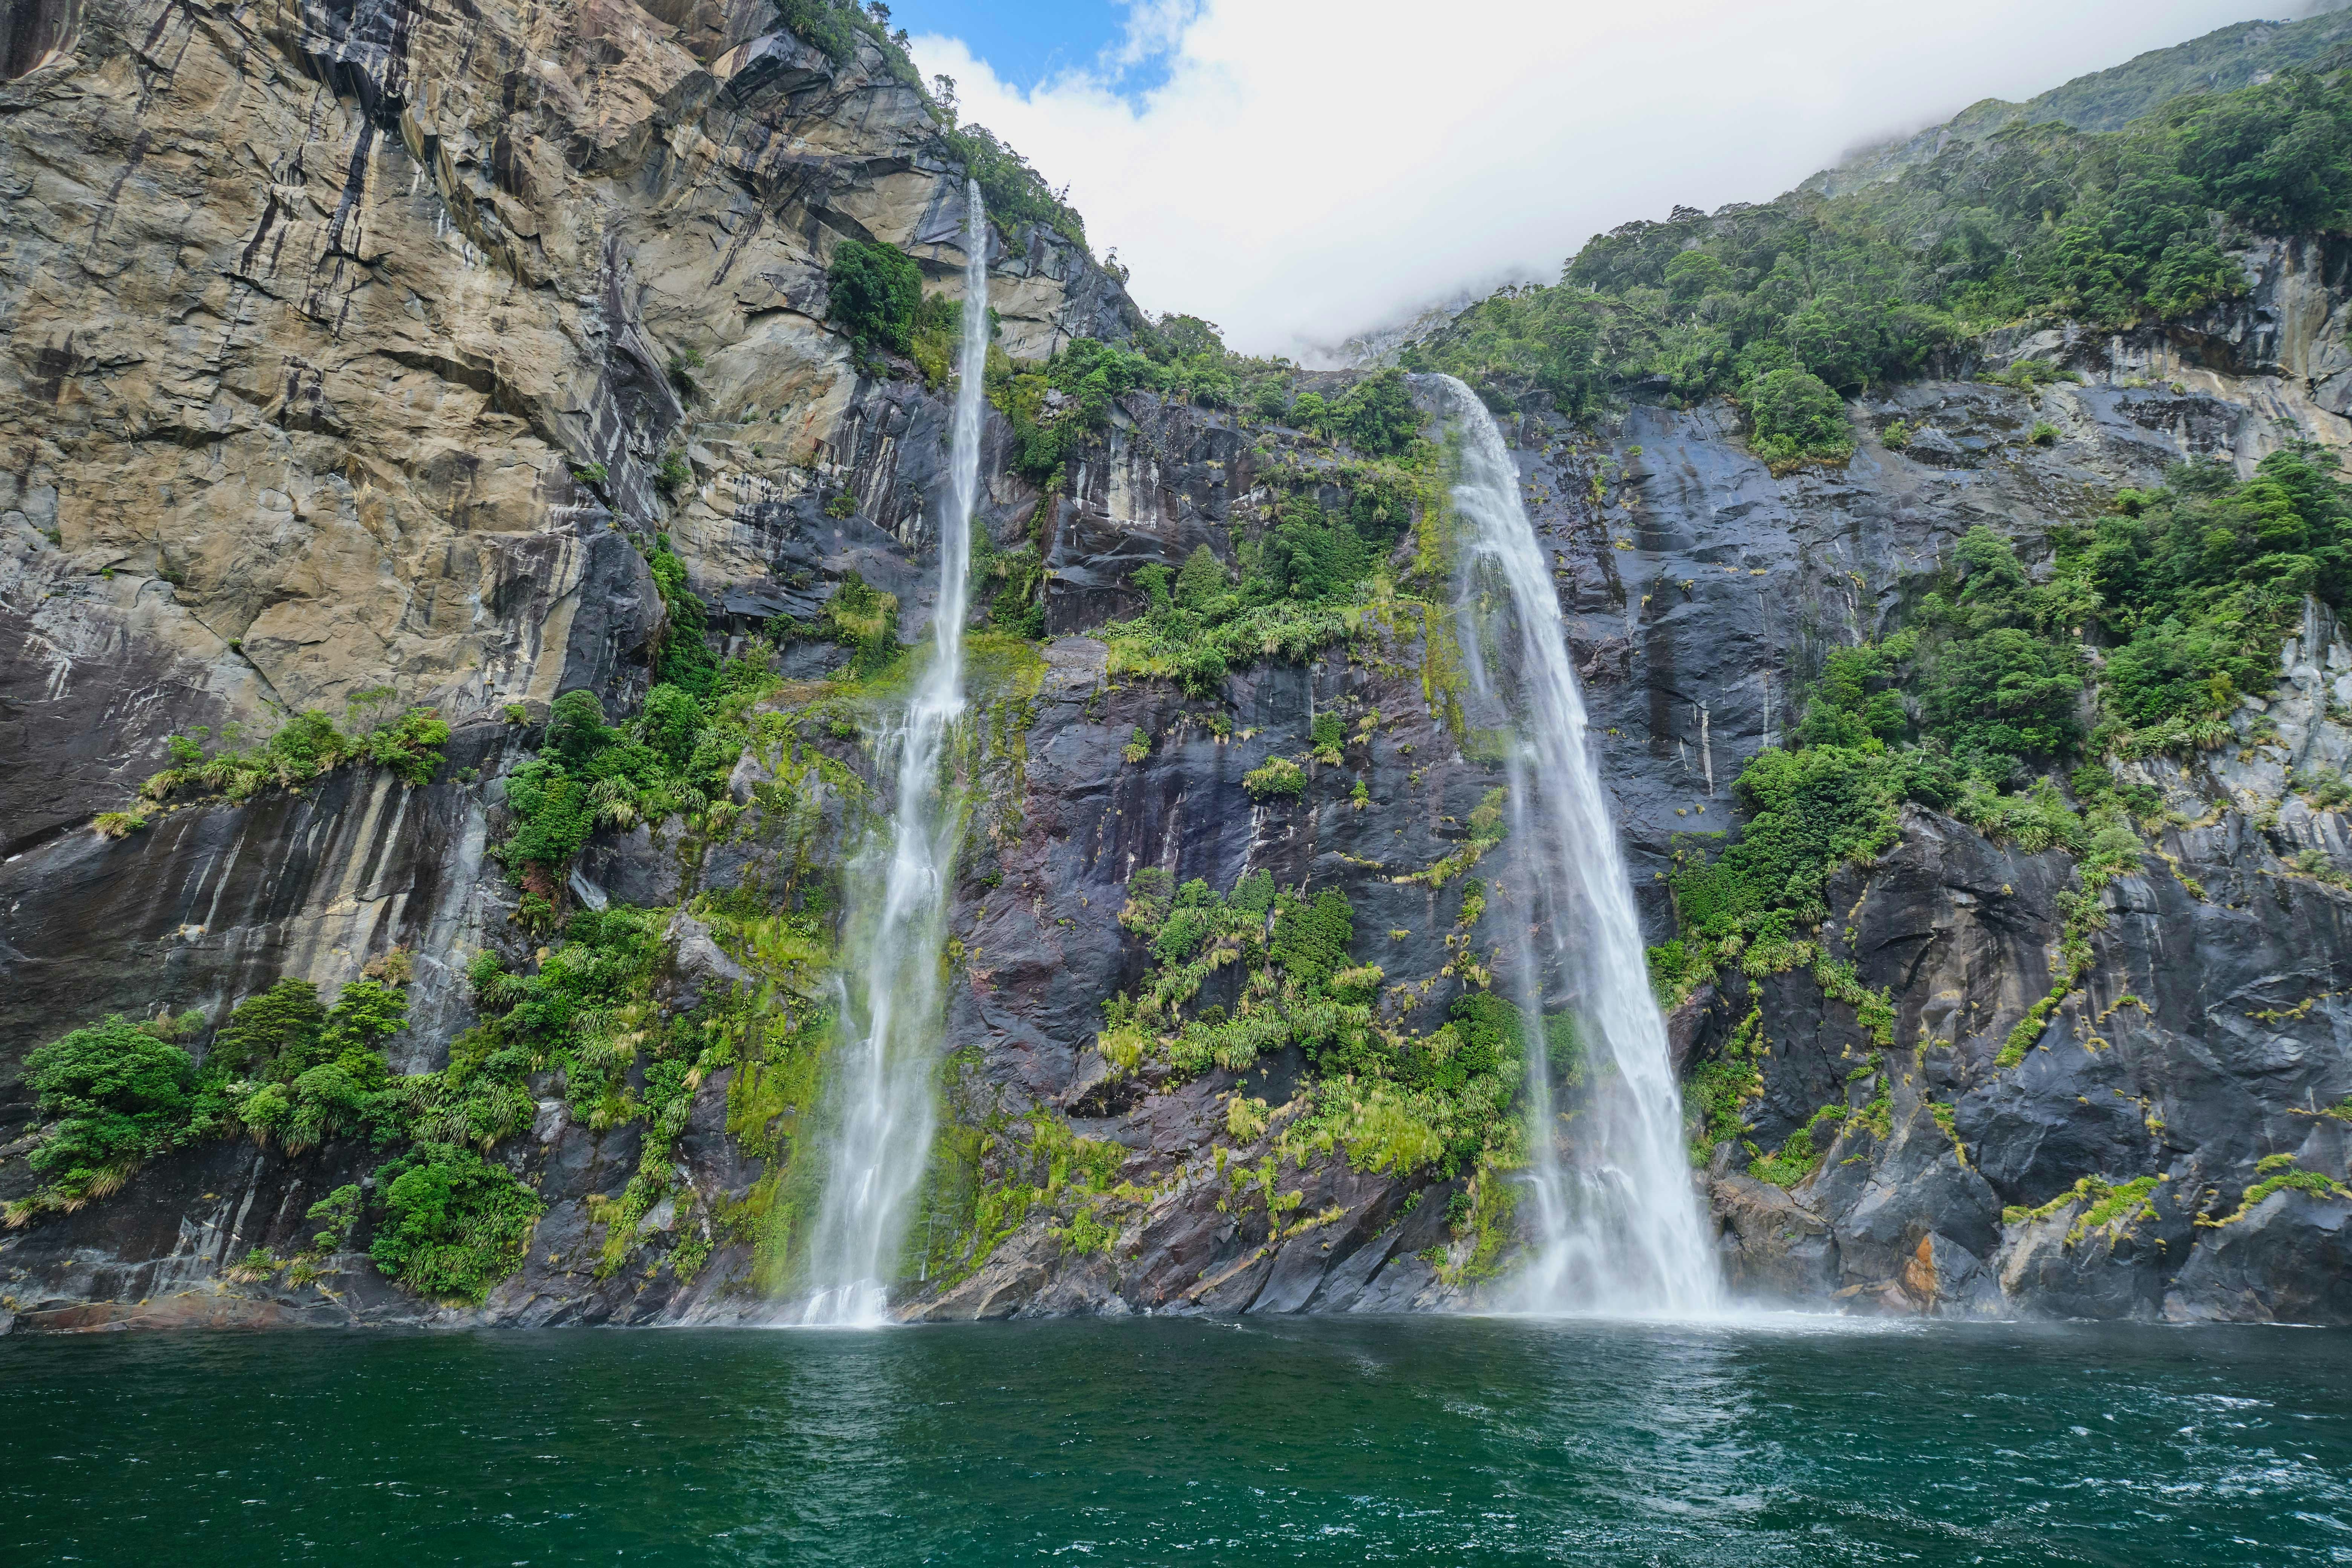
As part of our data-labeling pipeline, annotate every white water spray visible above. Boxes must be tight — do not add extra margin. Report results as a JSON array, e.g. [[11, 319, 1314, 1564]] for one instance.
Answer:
[[1434, 375, 1721, 1317], [795, 182, 991, 1326]]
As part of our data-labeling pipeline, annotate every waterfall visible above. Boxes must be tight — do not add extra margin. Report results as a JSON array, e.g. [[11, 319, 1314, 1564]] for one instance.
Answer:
[[1433, 375, 1721, 1317], [794, 182, 991, 1326]]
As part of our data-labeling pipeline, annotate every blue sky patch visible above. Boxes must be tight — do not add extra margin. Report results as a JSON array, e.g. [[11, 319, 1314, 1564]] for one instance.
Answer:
[[893, 0, 1179, 96]]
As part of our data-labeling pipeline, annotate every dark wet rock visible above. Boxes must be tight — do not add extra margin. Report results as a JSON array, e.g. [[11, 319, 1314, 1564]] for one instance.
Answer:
[[2167, 1189, 2352, 1323]]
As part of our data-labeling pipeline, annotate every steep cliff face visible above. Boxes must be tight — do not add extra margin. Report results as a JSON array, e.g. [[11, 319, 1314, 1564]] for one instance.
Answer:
[[0, 0, 1119, 1011], [0, 0, 1119, 857], [8, 5, 2352, 1333], [1606, 239, 2352, 1325], [0, 0, 1137, 1325]]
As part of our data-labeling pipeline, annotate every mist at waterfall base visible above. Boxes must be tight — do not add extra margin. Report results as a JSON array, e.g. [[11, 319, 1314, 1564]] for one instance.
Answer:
[[1437, 376, 1721, 1317], [12, 1317, 2352, 1565], [791, 184, 990, 1326]]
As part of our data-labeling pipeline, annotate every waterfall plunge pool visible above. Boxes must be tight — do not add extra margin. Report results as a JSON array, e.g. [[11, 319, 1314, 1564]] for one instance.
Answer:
[[6, 1315, 2350, 1565]]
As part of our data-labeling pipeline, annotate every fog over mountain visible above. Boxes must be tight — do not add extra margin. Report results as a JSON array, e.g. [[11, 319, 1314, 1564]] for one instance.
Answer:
[[914, 0, 2303, 353]]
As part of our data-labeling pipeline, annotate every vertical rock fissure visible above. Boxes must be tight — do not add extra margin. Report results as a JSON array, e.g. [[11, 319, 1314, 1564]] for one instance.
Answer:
[[793, 182, 989, 1327], [1435, 375, 1721, 1317]]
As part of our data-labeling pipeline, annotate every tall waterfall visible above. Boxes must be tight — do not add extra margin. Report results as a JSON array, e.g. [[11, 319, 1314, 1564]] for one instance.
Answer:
[[1434, 375, 1721, 1317], [795, 182, 991, 1326]]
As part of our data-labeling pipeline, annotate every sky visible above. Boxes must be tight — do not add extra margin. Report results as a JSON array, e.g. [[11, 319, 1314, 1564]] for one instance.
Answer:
[[889, 0, 2303, 358]]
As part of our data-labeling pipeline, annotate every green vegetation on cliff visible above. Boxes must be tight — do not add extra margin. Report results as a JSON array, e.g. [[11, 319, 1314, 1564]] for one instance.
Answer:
[[1663, 449, 2351, 1089], [827, 239, 925, 354], [986, 321, 1288, 485], [1407, 67, 2352, 451], [99, 691, 450, 838], [498, 641, 781, 904], [939, 123, 1090, 249], [1103, 865, 1524, 1183], [1092, 387, 1445, 691], [4, 890, 829, 1299], [6, 969, 417, 1225], [8, 1018, 198, 1220], [368, 1142, 545, 1305]]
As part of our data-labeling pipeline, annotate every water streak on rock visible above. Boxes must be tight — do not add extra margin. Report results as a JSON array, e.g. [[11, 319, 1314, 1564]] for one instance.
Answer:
[[795, 183, 990, 1326], [1435, 375, 1721, 1316]]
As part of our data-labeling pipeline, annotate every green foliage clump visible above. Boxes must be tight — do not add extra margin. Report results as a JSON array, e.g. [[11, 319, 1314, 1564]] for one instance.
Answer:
[[138, 691, 449, 810], [9, 966, 425, 1224], [1658, 451, 2346, 1082], [2003, 1173, 2165, 1247], [1324, 369, 1421, 458], [1669, 743, 1903, 966], [1269, 888, 1355, 993], [1243, 756, 1306, 799], [824, 571, 901, 677], [1104, 863, 1527, 1181], [2085, 447, 2352, 750], [225, 978, 412, 1152], [2203, 1163, 2352, 1228], [1297, 991, 1527, 1181], [1666, 517, 2158, 1018], [368, 1142, 545, 1304], [1745, 368, 1853, 469], [973, 525, 1045, 638], [1105, 867, 1343, 1080], [648, 534, 720, 697], [11, 1018, 193, 1216], [1098, 462, 1434, 695], [208, 980, 324, 1076], [776, 0, 886, 64], [422, 905, 670, 1148], [499, 641, 782, 877], [987, 329, 1270, 487], [827, 240, 924, 354], [923, 1109, 1128, 1285], [1682, 1008, 1765, 1161], [1747, 1104, 1842, 1188], [1310, 710, 1345, 763], [1910, 528, 2089, 779]]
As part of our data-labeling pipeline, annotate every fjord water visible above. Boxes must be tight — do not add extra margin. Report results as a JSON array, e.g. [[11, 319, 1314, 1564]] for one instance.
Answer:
[[795, 183, 991, 1325], [8, 1317, 2351, 1565], [1436, 376, 1719, 1315]]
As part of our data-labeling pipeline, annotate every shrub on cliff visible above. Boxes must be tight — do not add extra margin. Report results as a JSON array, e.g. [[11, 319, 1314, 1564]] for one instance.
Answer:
[[136, 697, 449, 811], [827, 239, 923, 354], [648, 535, 720, 697], [423, 906, 669, 1147], [1329, 369, 1421, 458], [227, 979, 411, 1152], [211, 978, 328, 1076], [1744, 369, 1852, 468], [1661, 449, 2352, 1041], [1243, 756, 1306, 799], [1097, 450, 1433, 696], [2087, 447, 2352, 739], [940, 122, 1089, 249], [368, 1141, 544, 1305], [11, 1018, 193, 1217]]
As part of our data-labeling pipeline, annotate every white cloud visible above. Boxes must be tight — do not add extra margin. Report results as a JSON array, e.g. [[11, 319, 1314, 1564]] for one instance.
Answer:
[[914, 0, 2278, 357]]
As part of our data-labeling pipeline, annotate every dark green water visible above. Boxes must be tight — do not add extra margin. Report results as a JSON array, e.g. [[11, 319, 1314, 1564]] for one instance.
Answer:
[[5, 1316, 2350, 1566]]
